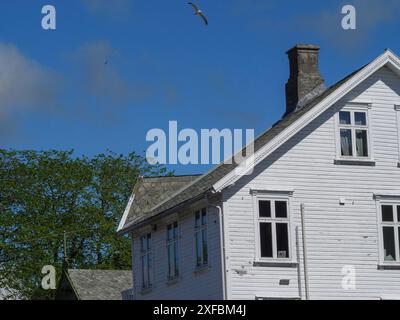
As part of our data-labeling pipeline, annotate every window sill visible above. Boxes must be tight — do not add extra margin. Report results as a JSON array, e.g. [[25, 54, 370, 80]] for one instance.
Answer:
[[378, 264, 400, 270], [166, 277, 180, 286], [194, 265, 211, 274], [334, 159, 376, 166], [139, 287, 153, 295], [253, 261, 298, 268]]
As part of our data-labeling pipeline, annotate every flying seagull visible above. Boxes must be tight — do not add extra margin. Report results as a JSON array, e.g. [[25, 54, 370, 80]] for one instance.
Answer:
[[188, 2, 208, 26]]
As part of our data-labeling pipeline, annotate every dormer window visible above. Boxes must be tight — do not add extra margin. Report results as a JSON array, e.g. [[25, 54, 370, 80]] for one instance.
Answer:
[[336, 106, 372, 160]]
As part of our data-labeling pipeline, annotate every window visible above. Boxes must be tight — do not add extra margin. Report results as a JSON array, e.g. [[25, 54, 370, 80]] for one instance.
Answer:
[[396, 105, 400, 165], [380, 204, 400, 263], [194, 208, 208, 268], [258, 199, 291, 260], [337, 110, 370, 158], [140, 233, 152, 289], [167, 222, 179, 280]]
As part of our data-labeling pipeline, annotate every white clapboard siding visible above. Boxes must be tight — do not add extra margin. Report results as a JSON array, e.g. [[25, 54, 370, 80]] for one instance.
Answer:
[[131, 206, 223, 300], [223, 66, 400, 300]]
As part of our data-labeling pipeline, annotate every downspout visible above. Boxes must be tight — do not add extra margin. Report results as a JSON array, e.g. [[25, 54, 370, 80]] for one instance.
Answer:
[[295, 226, 302, 300], [206, 194, 227, 300], [300, 203, 310, 300]]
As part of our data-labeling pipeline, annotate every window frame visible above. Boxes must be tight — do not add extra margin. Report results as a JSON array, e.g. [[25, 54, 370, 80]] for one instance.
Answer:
[[335, 104, 373, 161], [139, 232, 153, 290], [166, 221, 180, 281], [253, 192, 294, 263], [377, 200, 400, 266], [395, 105, 400, 166], [194, 208, 209, 269]]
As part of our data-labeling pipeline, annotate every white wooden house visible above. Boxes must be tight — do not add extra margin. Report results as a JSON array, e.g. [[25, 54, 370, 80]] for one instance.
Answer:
[[118, 45, 400, 300]]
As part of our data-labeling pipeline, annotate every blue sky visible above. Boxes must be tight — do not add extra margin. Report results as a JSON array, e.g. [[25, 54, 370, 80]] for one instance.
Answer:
[[2, 0, 400, 174]]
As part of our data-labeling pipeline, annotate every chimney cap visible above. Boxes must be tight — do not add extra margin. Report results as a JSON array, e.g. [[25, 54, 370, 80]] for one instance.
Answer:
[[286, 44, 320, 54]]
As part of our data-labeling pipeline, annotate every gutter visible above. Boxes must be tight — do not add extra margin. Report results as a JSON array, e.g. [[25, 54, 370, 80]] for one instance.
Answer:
[[206, 193, 227, 300]]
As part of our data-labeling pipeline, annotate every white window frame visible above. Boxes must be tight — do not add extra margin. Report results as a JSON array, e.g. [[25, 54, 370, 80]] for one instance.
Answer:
[[253, 192, 294, 263], [140, 232, 153, 290], [166, 221, 180, 280], [376, 199, 400, 265], [335, 104, 373, 161], [194, 208, 208, 268], [395, 105, 400, 166]]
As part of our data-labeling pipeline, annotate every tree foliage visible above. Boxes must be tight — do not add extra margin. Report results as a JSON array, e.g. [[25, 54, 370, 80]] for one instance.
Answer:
[[0, 149, 168, 299]]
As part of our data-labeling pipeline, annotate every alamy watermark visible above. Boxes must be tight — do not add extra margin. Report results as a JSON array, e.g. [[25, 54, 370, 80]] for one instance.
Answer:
[[341, 265, 356, 290], [41, 5, 56, 30], [41, 265, 56, 290], [146, 121, 255, 176], [38, 4, 357, 32], [341, 5, 356, 30]]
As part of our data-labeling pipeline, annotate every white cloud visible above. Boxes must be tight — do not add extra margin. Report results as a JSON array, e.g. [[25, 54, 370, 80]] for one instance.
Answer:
[[0, 43, 61, 120], [70, 40, 152, 105]]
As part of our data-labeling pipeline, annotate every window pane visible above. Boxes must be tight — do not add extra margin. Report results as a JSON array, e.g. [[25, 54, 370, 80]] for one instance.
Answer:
[[260, 223, 273, 258], [397, 206, 400, 223], [147, 234, 151, 250], [148, 254, 152, 286], [141, 256, 147, 287], [339, 111, 351, 125], [276, 223, 289, 259], [195, 212, 201, 227], [340, 129, 353, 156], [168, 244, 174, 278], [141, 237, 145, 251], [196, 231, 202, 266], [172, 222, 178, 239], [167, 225, 173, 241], [356, 130, 368, 157], [201, 209, 207, 225], [202, 229, 208, 265], [173, 225, 176, 239], [259, 200, 271, 218], [383, 227, 396, 261], [275, 201, 288, 218], [174, 242, 179, 276], [382, 205, 394, 222], [355, 112, 367, 126]]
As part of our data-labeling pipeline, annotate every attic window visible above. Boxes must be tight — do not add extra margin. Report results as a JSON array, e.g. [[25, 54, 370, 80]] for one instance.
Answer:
[[336, 107, 372, 161]]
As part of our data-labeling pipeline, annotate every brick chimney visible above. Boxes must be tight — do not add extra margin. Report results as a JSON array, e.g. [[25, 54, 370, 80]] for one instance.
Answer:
[[285, 44, 326, 115]]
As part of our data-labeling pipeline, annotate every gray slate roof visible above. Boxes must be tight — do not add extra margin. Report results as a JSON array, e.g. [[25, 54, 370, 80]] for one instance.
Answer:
[[67, 269, 132, 300], [124, 175, 201, 227], [120, 63, 368, 233]]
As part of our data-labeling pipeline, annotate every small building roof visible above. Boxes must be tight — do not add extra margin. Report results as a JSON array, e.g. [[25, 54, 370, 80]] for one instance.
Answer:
[[57, 269, 132, 300], [120, 175, 201, 232]]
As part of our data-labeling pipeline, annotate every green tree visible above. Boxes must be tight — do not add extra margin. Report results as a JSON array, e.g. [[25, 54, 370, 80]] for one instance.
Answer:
[[0, 149, 168, 299]]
